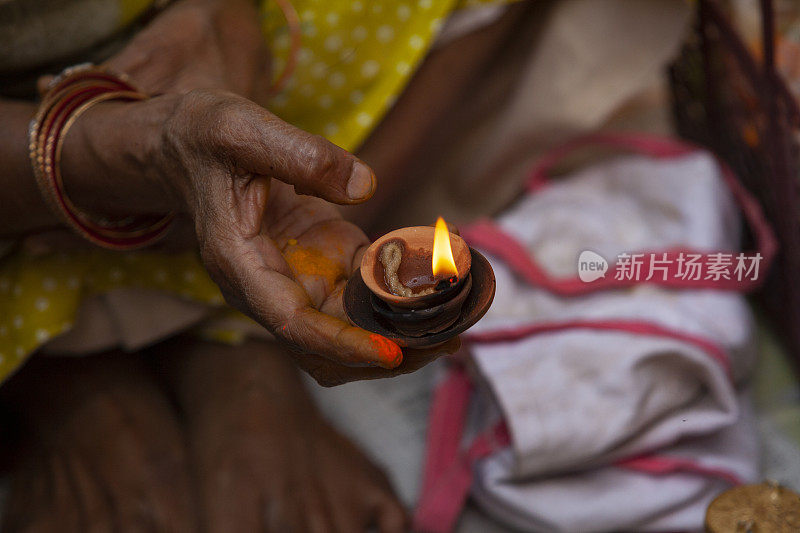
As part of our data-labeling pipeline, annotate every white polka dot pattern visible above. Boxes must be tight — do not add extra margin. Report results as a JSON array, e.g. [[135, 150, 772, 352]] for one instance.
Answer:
[[259, 0, 502, 151]]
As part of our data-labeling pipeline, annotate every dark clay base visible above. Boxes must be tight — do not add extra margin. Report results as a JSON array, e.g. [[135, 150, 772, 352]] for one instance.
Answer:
[[371, 275, 472, 337]]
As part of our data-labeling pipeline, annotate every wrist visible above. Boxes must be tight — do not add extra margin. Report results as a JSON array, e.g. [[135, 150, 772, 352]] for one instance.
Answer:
[[60, 94, 184, 218]]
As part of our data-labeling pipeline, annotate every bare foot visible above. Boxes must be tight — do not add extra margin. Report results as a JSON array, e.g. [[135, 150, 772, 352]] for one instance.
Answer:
[[0, 353, 197, 533], [163, 337, 408, 533]]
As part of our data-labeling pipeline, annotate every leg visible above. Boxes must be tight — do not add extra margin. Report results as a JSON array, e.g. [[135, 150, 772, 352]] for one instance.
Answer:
[[0, 352, 197, 533], [160, 336, 407, 533]]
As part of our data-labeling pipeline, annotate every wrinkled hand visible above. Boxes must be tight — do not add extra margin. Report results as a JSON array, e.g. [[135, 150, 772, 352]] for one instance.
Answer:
[[105, 0, 272, 102], [156, 90, 403, 371], [248, 176, 462, 385], [68, 88, 459, 382], [58, 0, 456, 383]]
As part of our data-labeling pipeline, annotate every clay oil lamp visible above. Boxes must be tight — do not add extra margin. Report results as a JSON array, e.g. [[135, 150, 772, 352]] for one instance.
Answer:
[[343, 218, 495, 348]]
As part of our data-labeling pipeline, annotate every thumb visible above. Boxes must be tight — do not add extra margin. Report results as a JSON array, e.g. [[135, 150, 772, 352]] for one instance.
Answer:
[[222, 100, 376, 204]]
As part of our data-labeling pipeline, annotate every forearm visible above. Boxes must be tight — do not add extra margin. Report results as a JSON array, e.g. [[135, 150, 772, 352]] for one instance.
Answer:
[[0, 96, 179, 239], [59, 97, 180, 218]]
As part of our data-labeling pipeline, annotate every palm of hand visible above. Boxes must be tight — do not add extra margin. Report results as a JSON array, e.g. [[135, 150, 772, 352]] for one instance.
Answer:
[[202, 176, 396, 385], [203, 177, 458, 386]]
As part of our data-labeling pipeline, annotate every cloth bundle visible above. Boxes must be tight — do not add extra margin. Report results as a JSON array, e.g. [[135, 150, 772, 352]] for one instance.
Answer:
[[449, 138, 769, 532], [306, 135, 773, 532]]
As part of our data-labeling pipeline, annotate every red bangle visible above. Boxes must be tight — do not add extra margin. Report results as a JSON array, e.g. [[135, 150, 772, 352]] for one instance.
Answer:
[[29, 64, 175, 250]]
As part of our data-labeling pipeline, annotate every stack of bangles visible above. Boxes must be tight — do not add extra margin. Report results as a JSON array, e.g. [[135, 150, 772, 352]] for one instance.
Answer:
[[28, 64, 175, 250]]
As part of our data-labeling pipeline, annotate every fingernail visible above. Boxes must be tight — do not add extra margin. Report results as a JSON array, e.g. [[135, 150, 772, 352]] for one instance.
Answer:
[[347, 161, 375, 201], [368, 334, 403, 368]]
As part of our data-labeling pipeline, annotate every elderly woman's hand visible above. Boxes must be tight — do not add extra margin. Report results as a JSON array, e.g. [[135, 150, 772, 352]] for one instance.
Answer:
[[60, 89, 459, 382], [54, 0, 457, 382], [107, 0, 272, 102]]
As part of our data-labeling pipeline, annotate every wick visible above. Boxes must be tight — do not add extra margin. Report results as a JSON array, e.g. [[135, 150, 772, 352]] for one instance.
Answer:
[[379, 241, 435, 297], [435, 276, 458, 291]]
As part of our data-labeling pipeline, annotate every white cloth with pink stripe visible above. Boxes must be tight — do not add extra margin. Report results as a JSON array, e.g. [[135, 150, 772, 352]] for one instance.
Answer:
[[443, 142, 767, 531], [306, 135, 773, 532], [472, 392, 758, 532]]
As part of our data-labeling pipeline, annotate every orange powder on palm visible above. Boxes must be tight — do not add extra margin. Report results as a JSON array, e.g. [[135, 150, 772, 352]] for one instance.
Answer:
[[283, 244, 345, 290]]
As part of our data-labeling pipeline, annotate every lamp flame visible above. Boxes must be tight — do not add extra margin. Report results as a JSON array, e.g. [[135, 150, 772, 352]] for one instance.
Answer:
[[432, 217, 458, 278]]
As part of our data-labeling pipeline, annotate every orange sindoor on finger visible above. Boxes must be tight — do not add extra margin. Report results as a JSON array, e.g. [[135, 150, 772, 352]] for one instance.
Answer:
[[368, 334, 402, 368]]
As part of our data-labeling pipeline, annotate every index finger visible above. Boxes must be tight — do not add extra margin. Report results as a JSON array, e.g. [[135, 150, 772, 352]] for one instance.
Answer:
[[281, 302, 403, 369]]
